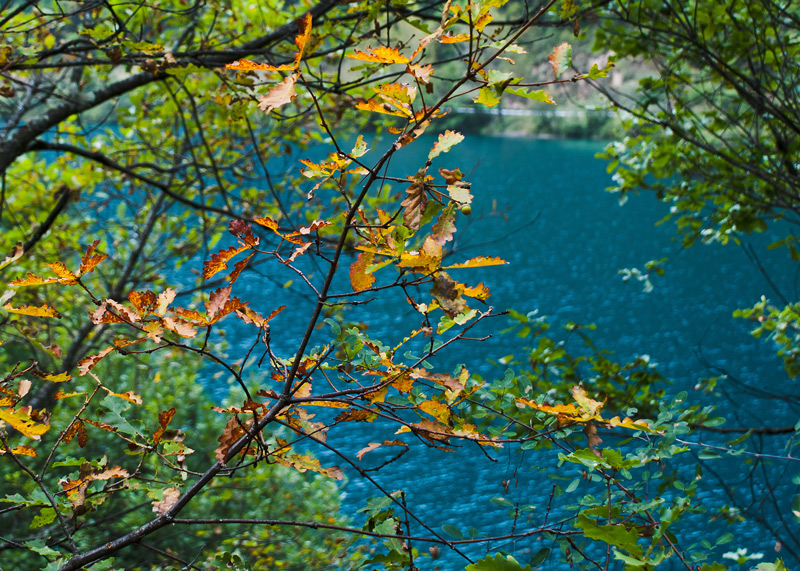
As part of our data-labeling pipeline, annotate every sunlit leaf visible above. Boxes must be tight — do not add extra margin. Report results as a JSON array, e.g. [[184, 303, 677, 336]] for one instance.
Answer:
[[79, 240, 107, 275], [443, 256, 507, 269], [0, 407, 50, 440], [347, 46, 409, 64], [507, 87, 556, 105], [3, 303, 61, 318]]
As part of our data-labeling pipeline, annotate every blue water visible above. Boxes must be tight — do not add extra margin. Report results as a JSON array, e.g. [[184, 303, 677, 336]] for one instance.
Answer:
[[208, 136, 798, 569]]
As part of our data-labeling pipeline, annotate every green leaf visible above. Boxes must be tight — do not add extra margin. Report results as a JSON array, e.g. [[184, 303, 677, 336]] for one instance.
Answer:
[[490, 496, 514, 507], [429, 130, 465, 160], [529, 548, 550, 566], [466, 553, 534, 571], [474, 87, 501, 107], [576, 514, 642, 557], [506, 87, 555, 105], [442, 523, 464, 538], [30, 507, 57, 529]]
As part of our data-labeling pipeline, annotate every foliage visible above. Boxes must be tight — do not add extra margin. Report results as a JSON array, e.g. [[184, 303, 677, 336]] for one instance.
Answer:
[[592, 0, 800, 564], [0, 1, 794, 571]]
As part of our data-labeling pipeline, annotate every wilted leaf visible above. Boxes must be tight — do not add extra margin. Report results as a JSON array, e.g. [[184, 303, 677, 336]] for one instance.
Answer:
[[431, 273, 466, 318], [206, 286, 231, 320], [203, 244, 249, 280], [432, 206, 457, 246], [274, 453, 344, 480], [548, 42, 572, 79]]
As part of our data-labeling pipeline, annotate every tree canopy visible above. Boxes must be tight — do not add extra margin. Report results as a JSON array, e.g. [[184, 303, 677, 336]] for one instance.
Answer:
[[0, 0, 797, 570]]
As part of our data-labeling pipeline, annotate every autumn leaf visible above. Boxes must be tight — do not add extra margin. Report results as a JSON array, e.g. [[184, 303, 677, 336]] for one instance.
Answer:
[[441, 32, 470, 43], [3, 303, 61, 318], [407, 63, 433, 83], [152, 487, 181, 516], [474, 86, 501, 107], [79, 240, 107, 275], [347, 45, 409, 64], [77, 347, 114, 376], [0, 407, 50, 440], [428, 130, 465, 160], [274, 453, 344, 480], [355, 98, 412, 118], [203, 244, 250, 280], [162, 316, 198, 338], [431, 206, 457, 246], [419, 399, 451, 424], [350, 252, 376, 292], [128, 290, 157, 314], [257, 74, 298, 113], [356, 440, 408, 461], [0, 445, 37, 457], [443, 256, 507, 269], [205, 286, 231, 320], [431, 272, 466, 319], [152, 408, 176, 444], [401, 168, 428, 231], [225, 58, 294, 72], [235, 304, 285, 328], [548, 41, 572, 79], [0, 242, 23, 271], [395, 418, 452, 444]]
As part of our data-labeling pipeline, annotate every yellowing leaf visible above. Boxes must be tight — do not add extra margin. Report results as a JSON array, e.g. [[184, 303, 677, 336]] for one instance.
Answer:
[[153, 407, 176, 444], [419, 399, 451, 424], [572, 385, 604, 417], [3, 303, 61, 318], [428, 130, 465, 160], [350, 252, 376, 292], [293, 12, 313, 56], [375, 82, 417, 105], [274, 453, 344, 480], [443, 256, 507, 269], [356, 439, 408, 461], [548, 41, 572, 79], [0, 407, 50, 440], [407, 63, 433, 83], [474, 86, 501, 107], [162, 316, 198, 338], [347, 46, 409, 64], [257, 74, 298, 113], [152, 487, 181, 516], [225, 58, 294, 72], [355, 98, 412, 118], [0, 445, 37, 457]]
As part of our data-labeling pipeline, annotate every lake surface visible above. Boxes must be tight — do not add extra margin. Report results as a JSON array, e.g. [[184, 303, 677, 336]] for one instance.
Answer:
[[208, 136, 798, 569]]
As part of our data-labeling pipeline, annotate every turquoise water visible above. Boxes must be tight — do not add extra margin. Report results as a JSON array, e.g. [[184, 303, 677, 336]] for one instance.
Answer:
[[213, 136, 798, 568]]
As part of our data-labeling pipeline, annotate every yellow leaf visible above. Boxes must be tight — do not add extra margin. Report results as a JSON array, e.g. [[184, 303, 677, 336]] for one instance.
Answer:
[[443, 256, 507, 269], [347, 45, 409, 64], [350, 252, 376, 292], [0, 407, 50, 440], [3, 303, 61, 318]]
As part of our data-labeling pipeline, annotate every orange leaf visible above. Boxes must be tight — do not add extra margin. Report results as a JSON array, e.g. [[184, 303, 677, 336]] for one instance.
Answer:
[[235, 304, 285, 328], [9, 272, 57, 287], [401, 168, 429, 231], [350, 252, 376, 292], [153, 407, 175, 444], [229, 253, 253, 285], [77, 346, 114, 376], [441, 32, 470, 43], [274, 453, 344, 480], [347, 46, 409, 64], [128, 290, 157, 314], [419, 399, 451, 424], [225, 59, 294, 72], [356, 439, 408, 461], [0, 445, 37, 457], [257, 74, 298, 113], [3, 303, 61, 318], [294, 12, 313, 56], [407, 63, 433, 83], [203, 244, 249, 280], [79, 240, 107, 276], [104, 389, 143, 405], [355, 98, 412, 118], [47, 261, 78, 284]]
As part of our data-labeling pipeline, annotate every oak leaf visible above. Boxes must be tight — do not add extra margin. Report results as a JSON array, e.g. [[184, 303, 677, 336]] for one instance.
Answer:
[[350, 252, 376, 292], [3, 303, 61, 318], [347, 46, 409, 64], [428, 130, 464, 160], [257, 74, 298, 113]]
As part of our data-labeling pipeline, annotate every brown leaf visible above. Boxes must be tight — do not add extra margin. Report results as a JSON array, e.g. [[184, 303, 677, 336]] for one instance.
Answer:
[[401, 168, 429, 231], [79, 240, 107, 276], [431, 272, 466, 318], [431, 207, 456, 246], [584, 423, 603, 460], [203, 244, 249, 280], [77, 346, 114, 376], [257, 74, 298, 113], [162, 316, 198, 338], [152, 487, 181, 516], [205, 286, 232, 320]]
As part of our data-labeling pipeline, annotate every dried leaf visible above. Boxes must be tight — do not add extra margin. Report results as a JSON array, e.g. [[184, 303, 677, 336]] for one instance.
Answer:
[[77, 347, 114, 376], [205, 286, 232, 320], [401, 168, 428, 231], [431, 272, 466, 318], [47, 261, 78, 284], [162, 316, 198, 338], [152, 487, 181, 516], [257, 74, 298, 113], [203, 244, 249, 280], [356, 439, 408, 461]]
